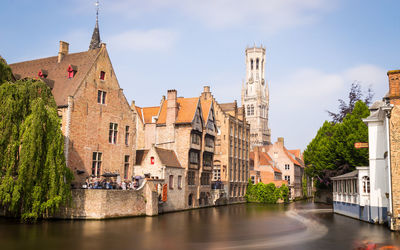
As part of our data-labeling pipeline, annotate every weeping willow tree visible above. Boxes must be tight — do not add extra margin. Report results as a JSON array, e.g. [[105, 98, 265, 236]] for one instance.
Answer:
[[0, 73, 72, 221]]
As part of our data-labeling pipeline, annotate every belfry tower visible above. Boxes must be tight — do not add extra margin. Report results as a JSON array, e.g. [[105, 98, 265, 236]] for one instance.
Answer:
[[241, 46, 271, 147]]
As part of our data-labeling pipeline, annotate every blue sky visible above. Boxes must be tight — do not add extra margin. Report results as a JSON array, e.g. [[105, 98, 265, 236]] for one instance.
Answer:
[[1, 0, 399, 150]]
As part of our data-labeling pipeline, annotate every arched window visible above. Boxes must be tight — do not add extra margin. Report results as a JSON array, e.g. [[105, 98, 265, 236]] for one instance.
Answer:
[[250, 105, 254, 115], [250, 59, 254, 70], [362, 176, 370, 193], [262, 59, 264, 71], [256, 58, 259, 70]]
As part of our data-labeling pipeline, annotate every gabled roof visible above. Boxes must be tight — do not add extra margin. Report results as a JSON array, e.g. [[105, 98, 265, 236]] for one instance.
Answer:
[[10, 48, 101, 106], [284, 147, 303, 167], [200, 98, 212, 123], [157, 97, 200, 124], [155, 147, 182, 168], [142, 106, 160, 124], [288, 149, 301, 159]]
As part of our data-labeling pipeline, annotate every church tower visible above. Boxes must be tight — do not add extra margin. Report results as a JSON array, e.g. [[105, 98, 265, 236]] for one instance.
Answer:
[[89, 0, 101, 50], [241, 46, 271, 147]]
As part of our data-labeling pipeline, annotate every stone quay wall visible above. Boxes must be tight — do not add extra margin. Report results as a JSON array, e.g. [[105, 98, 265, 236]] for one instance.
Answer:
[[57, 179, 161, 219]]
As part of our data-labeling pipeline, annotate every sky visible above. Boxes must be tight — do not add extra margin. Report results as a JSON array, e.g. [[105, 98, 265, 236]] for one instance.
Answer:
[[1, 0, 399, 151]]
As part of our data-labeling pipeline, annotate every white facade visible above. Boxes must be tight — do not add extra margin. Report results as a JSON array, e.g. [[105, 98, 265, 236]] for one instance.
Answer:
[[241, 46, 271, 146], [332, 100, 392, 224]]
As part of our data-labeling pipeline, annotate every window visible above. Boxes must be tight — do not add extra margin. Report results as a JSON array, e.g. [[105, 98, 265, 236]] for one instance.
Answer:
[[250, 105, 254, 115], [98, 90, 106, 104], [213, 166, 221, 181], [150, 156, 155, 165], [188, 194, 193, 206], [285, 175, 290, 184], [203, 153, 213, 167], [178, 176, 182, 189], [109, 123, 118, 144], [92, 152, 102, 177], [125, 126, 130, 146], [205, 137, 214, 148], [247, 105, 250, 116], [256, 58, 259, 70], [362, 176, 370, 194], [191, 133, 200, 145], [188, 171, 195, 185], [251, 176, 255, 184], [250, 59, 254, 70], [100, 71, 106, 80], [200, 172, 210, 185], [189, 151, 199, 164], [285, 164, 290, 170], [124, 155, 130, 179], [67, 65, 77, 79], [169, 175, 174, 190]]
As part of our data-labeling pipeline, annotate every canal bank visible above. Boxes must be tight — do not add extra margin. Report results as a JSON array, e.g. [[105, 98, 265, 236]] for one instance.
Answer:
[[1, 201, 400, 250]]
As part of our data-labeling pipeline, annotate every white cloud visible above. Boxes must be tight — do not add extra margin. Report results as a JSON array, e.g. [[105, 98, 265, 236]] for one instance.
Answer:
[[108, 29, 179, 52], [269, 64, 387, 150], [99, 0, 336, 32]]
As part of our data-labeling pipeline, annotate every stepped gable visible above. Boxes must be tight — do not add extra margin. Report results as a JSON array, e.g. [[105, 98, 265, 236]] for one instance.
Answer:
[[9, 48, 101, 107]]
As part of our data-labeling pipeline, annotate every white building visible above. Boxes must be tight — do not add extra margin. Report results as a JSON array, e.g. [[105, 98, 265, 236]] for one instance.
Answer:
[[332, 101, 392, 224]]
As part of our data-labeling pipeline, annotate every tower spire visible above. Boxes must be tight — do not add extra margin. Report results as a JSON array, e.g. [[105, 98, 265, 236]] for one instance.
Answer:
[[89, 0, 101, 50]]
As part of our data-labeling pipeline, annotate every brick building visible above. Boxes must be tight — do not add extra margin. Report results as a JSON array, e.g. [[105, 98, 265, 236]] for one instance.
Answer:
[[252, 138, 305, 199], [249, 149, 287, 187], [200, 86, 250, 203], [9, 21, 136, 186], [132, 89, 217, 208]]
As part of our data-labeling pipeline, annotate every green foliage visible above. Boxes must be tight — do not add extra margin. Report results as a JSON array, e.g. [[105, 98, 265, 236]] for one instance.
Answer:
[[302, 175, 308, 198], [304, 100, 370, 188], [0, 56, 13, 84], [245, 180, 289, 203], [0, 79, 72, 222]]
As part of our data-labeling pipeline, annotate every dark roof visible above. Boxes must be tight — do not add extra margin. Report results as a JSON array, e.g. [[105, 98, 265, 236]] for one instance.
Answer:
[[10, 48, 101, 106], [155, 147, 182, 168], [219, 102, 236, 112], [135, 150, 149, 165], [89, 20, 101, 50], [331, 170, 358, 180]]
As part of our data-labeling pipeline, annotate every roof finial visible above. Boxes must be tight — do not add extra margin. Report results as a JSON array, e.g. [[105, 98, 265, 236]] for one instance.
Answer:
[[89, 0, 101, 50]]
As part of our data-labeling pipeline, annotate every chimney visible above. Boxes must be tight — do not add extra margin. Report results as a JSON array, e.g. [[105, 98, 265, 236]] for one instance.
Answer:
[[166, 89, 178, 125], [388, 70, 400, 105], [58, 41, 69, 63], [277, 137, 284, 147], [202, 86, 211, 99], [131, 100, 135, 109]]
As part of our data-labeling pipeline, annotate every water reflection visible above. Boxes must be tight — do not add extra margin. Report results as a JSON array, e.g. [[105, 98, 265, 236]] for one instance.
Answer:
[[1, 201, 400, 250]]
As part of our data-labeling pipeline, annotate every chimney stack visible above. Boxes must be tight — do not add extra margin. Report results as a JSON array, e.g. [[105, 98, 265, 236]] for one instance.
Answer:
[[388, 70, 400, 105], [58, 41, 69, 63], [277, 137, 284, 147], [202, 86, 211, 99], [166, 89, 178, 125]]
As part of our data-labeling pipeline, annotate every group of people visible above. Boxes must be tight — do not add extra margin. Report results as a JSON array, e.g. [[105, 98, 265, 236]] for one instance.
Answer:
[[82, 176, 140, 190]]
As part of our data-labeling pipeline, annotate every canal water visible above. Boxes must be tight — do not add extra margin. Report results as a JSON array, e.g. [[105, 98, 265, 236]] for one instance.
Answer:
[[1, 201, 400, 250]]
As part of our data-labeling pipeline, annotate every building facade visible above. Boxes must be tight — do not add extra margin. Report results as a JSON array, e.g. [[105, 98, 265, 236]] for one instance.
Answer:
[[134, 145, 186, 212], [200, 87, 250, 203], [252, 138, 305, 199], [133, 89, 217, 209], [241, 46, 271, 146], [9, 23, 136, 187]]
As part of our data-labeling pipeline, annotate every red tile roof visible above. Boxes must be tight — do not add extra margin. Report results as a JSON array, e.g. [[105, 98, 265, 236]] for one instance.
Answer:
[[10, 48, 101, 107], [200, 98, 212, 124], [157, 97, 199, 124]]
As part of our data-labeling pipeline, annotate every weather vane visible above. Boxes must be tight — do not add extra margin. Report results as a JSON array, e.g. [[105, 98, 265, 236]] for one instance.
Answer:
[[95, 0, 99, 22]]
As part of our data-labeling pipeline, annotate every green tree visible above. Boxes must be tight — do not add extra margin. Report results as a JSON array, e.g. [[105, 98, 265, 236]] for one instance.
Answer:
[[0, 79, 72, 221], [0, 55, 14, 84], [304, 100, 370, 188], [245, 181, 288, 204]]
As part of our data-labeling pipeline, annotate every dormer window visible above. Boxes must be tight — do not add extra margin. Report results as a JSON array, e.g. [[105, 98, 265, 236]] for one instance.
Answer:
[[100, 71, 105, 80], [38, 69, 48, 78], [67, 65, 77, 79]]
